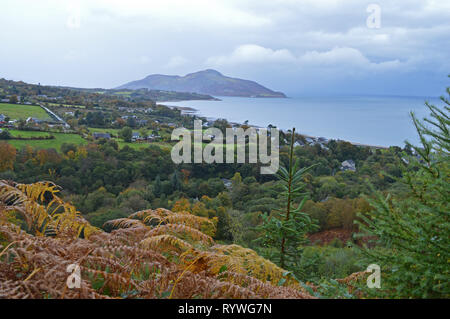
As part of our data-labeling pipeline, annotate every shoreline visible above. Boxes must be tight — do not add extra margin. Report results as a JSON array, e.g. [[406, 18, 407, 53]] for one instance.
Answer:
[[162, 101, 389, 149]]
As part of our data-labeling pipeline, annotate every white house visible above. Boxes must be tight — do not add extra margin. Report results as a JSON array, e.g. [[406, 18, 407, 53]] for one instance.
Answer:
[[132, 132, 141, 142], [341, 160, 356, 172]]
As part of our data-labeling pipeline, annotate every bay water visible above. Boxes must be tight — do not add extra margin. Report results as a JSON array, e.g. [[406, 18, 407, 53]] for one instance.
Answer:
[[167, 95, 442, 147]]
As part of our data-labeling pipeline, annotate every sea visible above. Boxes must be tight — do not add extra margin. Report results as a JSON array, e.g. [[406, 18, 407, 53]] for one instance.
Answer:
[[166, 95, 443, 147]]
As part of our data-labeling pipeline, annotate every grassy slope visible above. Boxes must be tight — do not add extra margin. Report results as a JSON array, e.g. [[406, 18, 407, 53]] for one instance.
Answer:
[[116, 140, 172, 151], [88, 127, 172, 150], [5, 127, 239, 153], [88, 127, 121, 135], [6, 132, 86, 151], [0, 103, 52, 121], [8, 130, 52, 138], [47, 102, 85, 109]]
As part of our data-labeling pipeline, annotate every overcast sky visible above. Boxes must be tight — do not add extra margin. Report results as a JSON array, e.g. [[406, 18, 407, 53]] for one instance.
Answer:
[[1, 0, 449, 96]]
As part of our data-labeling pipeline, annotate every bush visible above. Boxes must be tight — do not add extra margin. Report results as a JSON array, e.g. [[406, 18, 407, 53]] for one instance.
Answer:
[[297, 246, 362, 283], [0, 130, 11, 140]]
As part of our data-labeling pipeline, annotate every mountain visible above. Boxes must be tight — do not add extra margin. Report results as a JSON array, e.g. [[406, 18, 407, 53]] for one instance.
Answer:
[[116, 69, 286, 98]]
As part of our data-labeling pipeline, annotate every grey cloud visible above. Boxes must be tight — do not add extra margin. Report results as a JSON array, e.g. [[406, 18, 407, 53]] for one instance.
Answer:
[[0, 0, 448, 95]]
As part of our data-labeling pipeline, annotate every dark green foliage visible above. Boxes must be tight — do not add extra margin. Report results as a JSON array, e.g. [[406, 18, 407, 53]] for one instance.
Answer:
[[170, 171, 182, 191], [119, 126, 133, 142], [0, 129, 11, 140], [356, 90, 450, 298], [297, 246, 362, 283]]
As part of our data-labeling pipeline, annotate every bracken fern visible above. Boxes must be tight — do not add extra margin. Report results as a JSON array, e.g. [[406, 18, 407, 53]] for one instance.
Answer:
[[0, 181, 317, 299]]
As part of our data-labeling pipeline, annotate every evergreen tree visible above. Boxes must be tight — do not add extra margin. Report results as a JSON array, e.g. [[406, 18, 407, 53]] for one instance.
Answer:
[[356, 85, 450, 298], [153, 175, 162, 197], [254, 128, 318, 271], [170, 171, 182, 191]]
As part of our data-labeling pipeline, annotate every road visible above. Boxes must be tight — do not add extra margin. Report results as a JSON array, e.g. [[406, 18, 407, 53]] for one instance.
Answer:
[[39, 104, 70, 128]]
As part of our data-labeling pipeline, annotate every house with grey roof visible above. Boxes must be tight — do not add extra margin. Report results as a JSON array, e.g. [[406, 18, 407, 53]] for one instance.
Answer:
[[93, 132, 111, 140], [131, 132, 141, 142], [26, 117, 43, 124]]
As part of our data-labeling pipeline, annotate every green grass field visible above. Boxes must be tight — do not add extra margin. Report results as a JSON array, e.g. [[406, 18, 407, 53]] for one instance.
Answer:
[[88, 128, 173, 150], [47, 102, 85, 109], [0, 103, 52, 121], [19, 126, 241, 152], [5, 127, 171, 152], [3, 126, 175, 152], [115, 140, 172, 151], [8, 129, 52, 138], [89, 127, 121, 135], [6, 132, 86, 151]]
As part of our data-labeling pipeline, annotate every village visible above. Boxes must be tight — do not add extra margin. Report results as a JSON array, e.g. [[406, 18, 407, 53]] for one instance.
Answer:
[[0, 95, 379, 175], [0, 79, 390, 177]]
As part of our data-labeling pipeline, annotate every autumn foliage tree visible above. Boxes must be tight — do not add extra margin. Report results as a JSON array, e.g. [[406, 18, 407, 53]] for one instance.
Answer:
[[0, 142, 16, 172]]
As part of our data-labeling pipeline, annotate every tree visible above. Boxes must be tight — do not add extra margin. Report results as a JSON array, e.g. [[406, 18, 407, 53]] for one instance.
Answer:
[[231, 172, 242, 186], [0, 130, 11, 140], [0, 142, 16, 171], [254, 128, 318, 271], [153, 175, 162, 197], [172, 198, 191, 212], [34, 150, 48, 167], [17, 119, 26, 130], [170, 171, 182, 191], [356, 86, 449, 298], [119, 126, 132, 143], [180, 169, 190, 184], [191, 201, 209, 217], [213, 118, 229, 132], [127, 117, 137, 128], [61, 143, 77, 155], [215, 206, 234, 241], [115, 117, 126, 128], [9, 95, 18, 104], [140, 128, 148, 139]]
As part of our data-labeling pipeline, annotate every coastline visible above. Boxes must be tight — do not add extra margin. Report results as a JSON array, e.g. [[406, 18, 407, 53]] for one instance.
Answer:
[[161, 100, 389, 149]]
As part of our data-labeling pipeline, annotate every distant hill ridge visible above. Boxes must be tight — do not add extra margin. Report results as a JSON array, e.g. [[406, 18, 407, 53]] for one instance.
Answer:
[[116, 69, 286, 98]]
